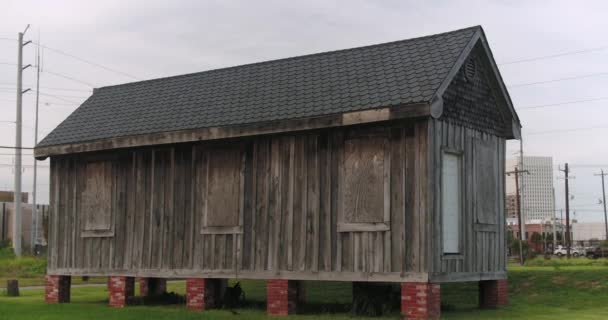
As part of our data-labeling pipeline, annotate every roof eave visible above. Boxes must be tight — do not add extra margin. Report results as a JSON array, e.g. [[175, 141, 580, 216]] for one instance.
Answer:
[[34, 102, 433, 159]]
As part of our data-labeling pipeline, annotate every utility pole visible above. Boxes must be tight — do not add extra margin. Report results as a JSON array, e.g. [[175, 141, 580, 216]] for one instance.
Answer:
[[594, 170, 608, 240], [552, 188, 557, 251], [560, 209, 564, 245], [559, 163, 572, 259], [13, 25, 31, 257], [31, 34, 41, 253], [506, 166, 529, 265], [519, 138, 526, 244]]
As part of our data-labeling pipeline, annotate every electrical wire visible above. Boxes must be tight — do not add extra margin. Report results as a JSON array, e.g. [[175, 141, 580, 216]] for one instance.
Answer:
[[0, 88, 89, 99], [0, 83, 91, 93], [0, 62, 96, 87], [508, 72, 608, 88], [527, 124, 608, 136], [33, 42, 140, 80], [518, 97, 608, 110], [41, 68, 96, 87], [499, 46, 608, 65]]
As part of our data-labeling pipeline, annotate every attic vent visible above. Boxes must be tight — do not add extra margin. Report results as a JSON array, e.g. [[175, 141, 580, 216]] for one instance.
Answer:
[[464, 58, 477, 82]]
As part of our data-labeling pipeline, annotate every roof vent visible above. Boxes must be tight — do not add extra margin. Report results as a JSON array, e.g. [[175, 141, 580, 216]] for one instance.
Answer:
[[464, 58, 477, 82]]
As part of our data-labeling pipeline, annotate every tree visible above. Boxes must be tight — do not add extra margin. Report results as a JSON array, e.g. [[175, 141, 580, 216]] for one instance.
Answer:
[[530, 232, 543, 253]]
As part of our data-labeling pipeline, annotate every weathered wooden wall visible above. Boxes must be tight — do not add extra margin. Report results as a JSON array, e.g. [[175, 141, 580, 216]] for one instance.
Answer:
[[429, 120, 506, 281], [47, 120, 433, 282]]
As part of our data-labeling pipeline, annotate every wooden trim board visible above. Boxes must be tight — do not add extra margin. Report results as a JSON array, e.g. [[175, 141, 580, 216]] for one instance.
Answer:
[[35, 103, 432, 159], [47, 268, 430, 283]]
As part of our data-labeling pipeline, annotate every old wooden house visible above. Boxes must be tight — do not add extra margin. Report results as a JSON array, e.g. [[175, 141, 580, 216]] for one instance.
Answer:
[[36, 26, 520, 319]]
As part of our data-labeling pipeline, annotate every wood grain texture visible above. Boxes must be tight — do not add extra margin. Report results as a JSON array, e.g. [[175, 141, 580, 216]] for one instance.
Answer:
[[204, 145, 243, 229], [44, 119, 504, 283], [82, 161, 112, 233], [429, 120, 506, 280], [342, 137, 386, 224]]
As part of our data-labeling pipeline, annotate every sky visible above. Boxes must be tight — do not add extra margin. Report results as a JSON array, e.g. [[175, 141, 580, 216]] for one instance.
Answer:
[[0, 0, 607, 221]]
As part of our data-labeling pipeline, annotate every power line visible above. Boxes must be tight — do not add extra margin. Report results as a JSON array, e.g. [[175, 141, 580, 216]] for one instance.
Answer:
[[0, 83, 91, 93], [41, 68, 96, 87], [3, 41, 141, 80], [35, 91, 81, 104], [0, 97, 78, 106], [518, 97, 608, 110], [0, 62, 96, 87], [36, 91, 88, 99], [508, 72, 608, 88], [33, 42, 141, 81], [527, 124, 608, 136], [0, 88, 89, 99], [569, 164, 608, 168], [499, 46, 608, 65]]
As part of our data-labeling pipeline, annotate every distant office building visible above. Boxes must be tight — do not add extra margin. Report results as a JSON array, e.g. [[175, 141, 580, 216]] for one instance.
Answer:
[[505, 194, 517, 219], [506, 156, 555, 222]]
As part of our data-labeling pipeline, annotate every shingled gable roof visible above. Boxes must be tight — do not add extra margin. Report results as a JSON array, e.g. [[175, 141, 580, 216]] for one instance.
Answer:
[[36, 26, 519, 157]]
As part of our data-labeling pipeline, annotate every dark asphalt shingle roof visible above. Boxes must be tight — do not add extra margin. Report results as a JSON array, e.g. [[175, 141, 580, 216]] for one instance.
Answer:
[[38, 26, 480, 147]]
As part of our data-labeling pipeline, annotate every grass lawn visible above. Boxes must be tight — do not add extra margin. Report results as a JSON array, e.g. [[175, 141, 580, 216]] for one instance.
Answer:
[[0, 248, 106, 288], [1, 253, 608, 319]]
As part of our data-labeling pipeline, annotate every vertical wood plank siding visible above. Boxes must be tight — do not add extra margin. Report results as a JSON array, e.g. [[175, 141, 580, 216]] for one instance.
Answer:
[[47, 119, 505, 280], [430, 120, 506, 275]]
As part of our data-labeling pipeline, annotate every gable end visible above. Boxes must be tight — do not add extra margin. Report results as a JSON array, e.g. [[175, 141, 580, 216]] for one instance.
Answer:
[[440, 42, 514, 137]]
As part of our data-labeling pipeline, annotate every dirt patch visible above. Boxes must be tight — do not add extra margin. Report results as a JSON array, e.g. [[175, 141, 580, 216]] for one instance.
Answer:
[[575, 280, 602, 290], [552, 276, 568, 285]]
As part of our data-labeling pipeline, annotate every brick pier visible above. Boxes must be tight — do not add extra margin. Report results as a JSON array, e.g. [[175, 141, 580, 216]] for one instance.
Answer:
[[108, 276, 135, 308], [479, 279, 508, 308], [266, 280, 302, 316], [45, 275, 71, 303], [401, 282, 441, 320], [186, 278, 225, 311]]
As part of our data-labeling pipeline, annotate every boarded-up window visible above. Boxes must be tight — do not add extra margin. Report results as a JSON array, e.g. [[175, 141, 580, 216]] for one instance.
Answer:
[[442, 152, 462, 254], [202, 145, 244, 234], [338, 134, 390, 232], [475, 140, 497, 224], [81, 161, 114, 237]]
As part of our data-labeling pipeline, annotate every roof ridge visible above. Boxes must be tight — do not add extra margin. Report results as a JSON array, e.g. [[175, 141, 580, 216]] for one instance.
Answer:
[[96, 25, 481, 92]]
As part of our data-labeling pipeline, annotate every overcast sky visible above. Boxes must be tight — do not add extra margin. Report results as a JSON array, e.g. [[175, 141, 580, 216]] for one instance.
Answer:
[[1, 0, 607, 221]]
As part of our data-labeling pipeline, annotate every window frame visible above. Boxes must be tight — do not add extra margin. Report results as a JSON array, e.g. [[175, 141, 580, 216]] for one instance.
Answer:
[[440, 147, 464, 257], [200, 144, 246, 235], [337, 129, 391, 233]]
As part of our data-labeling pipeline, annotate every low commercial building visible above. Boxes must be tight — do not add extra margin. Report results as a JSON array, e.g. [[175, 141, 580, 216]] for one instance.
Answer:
[[573, 223, 607, 246]]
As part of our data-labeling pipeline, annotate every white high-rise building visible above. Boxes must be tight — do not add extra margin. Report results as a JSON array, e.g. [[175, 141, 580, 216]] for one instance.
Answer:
[[506, 156, 555, 222]]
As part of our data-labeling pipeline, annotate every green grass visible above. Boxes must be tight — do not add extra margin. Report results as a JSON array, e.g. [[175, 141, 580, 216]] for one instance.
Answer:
[[0, 252, 608, 319], [523, 257, 608, 267], [441, 265, 608, 319], [0, 247, 107, 288]]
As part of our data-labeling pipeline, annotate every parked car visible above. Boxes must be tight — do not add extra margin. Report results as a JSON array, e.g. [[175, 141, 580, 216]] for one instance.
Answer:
[[585, 247, 608, 259], [554, 245, 583, 257]]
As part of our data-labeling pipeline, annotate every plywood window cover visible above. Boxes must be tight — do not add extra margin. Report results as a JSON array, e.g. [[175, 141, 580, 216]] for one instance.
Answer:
[[440, 147, 464, 257], [338, 132, 390, 232], [201, 145, 245, 235], [81, 160, 115, 238]]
